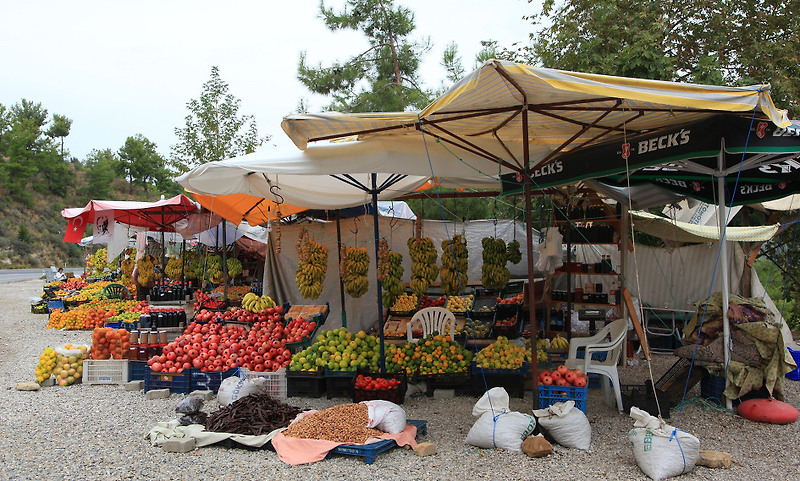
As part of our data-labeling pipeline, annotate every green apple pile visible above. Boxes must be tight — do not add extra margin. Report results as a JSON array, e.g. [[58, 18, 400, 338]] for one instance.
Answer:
[[289, 327, 381, 372]]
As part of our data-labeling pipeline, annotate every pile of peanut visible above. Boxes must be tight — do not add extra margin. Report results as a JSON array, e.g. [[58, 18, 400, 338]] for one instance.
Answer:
[[282, 403, 383, 444]]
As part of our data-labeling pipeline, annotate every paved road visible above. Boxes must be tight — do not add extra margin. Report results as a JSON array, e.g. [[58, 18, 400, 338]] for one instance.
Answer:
[[0, 268, 85, 284]]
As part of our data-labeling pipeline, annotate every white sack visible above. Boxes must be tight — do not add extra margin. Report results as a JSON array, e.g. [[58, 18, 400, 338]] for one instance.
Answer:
[[532, 400, 591, 450], [217, 375, 269, 406], [465, 387, 536, 452], [628, 407, 700, 481], [362, 400, 407, 434]]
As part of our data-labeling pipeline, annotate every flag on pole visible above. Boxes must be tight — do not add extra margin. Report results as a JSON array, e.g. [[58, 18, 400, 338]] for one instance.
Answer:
[[63, 216, 87, 243]]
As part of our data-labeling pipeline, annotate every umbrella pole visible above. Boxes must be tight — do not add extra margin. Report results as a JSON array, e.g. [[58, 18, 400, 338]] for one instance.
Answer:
[[222, 219, 229, 302], [336, 212, 348, 329], [716, 144, 732, 409], [522, 107, 539, 409], [371, 174, 386, 374]]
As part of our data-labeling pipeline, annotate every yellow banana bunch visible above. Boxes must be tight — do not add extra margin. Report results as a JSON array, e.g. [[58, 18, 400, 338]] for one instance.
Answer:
[[296, 228, 327, 299], [551, 335, 570, 349], [440, 235, 468, 296], [242, 292, 277, 312], [165, 256, 182, 280], [342, 246, 369, 298], [481, 237, 511, 290], [408, 237, 438, 296], [536, 338, 550, 350], [137, 255, 155, 287]]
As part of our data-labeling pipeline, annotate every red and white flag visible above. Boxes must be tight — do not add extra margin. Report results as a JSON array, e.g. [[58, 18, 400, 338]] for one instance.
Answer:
[[63, 216, 87, 243]]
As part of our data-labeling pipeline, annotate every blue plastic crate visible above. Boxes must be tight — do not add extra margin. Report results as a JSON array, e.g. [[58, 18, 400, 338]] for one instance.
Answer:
[[191, 367, 238, 393], [325, 420, 427, 465], [786, 347, 800, 381], [128, 360, 148, 381], [538, 384, 588, 413], [144, 368, 192, 393]]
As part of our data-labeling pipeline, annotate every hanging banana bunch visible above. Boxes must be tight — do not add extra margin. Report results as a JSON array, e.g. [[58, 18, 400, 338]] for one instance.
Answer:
[[184, 251, 203, 280], [136, 255, 155, 287], [440, 234, 469, 296], [164, 256, 182, 280], [481, 237, 511, 290], [295, 228, 328, 299], [273, 215, 282, 254], [227, 258, 243, 278], [378, 239, 405, 306], [93, 248, 108, 274], [342, 246, 369, 298], [408, 237, 438, 296], [206, 254, 224, 284], [506, 239, 522, 264]]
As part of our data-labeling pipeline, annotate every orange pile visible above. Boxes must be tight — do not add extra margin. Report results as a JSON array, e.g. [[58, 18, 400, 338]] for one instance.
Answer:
[[89, 327, 131, 359]]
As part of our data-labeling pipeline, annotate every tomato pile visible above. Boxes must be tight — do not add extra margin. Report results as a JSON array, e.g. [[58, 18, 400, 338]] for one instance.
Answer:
[[539, 364, 588, 388], [354, 374, 401, 391]]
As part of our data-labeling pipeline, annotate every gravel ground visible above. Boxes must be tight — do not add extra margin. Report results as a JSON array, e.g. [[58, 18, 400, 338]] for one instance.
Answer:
[[1, 279, 799, 481]]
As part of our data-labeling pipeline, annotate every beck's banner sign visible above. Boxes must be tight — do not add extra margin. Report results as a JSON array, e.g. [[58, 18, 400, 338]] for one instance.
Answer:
[[502, 115, 800, 205]]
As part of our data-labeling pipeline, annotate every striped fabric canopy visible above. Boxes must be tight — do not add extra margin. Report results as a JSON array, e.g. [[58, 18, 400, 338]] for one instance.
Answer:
[[282, 60, 790, 174]]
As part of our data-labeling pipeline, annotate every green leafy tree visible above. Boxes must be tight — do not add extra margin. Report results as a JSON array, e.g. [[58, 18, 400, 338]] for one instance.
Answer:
[[0, 100, 65, 200], [46, 113, 73, 158], [82, 148, 119, 200], [118, 134, 166, 193], [514, 0, 799, 116], [171, 66, 266, 173], [297, 0, 433, 112]]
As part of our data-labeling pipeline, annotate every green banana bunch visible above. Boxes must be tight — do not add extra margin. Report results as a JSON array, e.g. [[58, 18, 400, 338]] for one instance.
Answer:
[[342, 246, 370, 298], [440, 235, 469, 296], [507, 239, 522, 264], [408, 237, 438, 296], [481, 237, 511, 290], [381, 251, 405, 307]]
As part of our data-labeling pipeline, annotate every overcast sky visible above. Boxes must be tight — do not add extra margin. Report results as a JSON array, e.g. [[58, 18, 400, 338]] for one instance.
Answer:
[[1, 0, 535, 161]]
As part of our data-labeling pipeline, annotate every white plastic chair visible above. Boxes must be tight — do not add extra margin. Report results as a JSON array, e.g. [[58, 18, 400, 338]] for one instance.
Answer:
[[565, 318, 628, 413], [406, 307, 455, 342]]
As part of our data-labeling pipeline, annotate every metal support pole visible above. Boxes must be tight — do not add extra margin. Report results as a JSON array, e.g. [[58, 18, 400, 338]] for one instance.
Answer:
[[372, 174, 386, 374], [717, 142, 732, 409], [222, 220, 229, 302], [336, 213, 348, 329], [522, 107, 539, 409]]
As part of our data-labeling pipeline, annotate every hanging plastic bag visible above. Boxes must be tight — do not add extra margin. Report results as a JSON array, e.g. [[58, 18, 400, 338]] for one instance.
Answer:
[[628, 407, 700, 481]]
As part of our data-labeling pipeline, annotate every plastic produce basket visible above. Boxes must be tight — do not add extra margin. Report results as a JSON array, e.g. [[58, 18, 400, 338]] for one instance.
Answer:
[[83, 359, 129, 385], [621, 382, 671, 418], [144, 368, 192, 393], [538, 384, 588, 413], [324, 367, 356, 399], [786, 347, 800, 381], [286, 369, 325, 398], [352, 369, 408, 404], [128, 360, 148, 381], [471, 362, 528, 399], [241, 368, 288, 399]]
